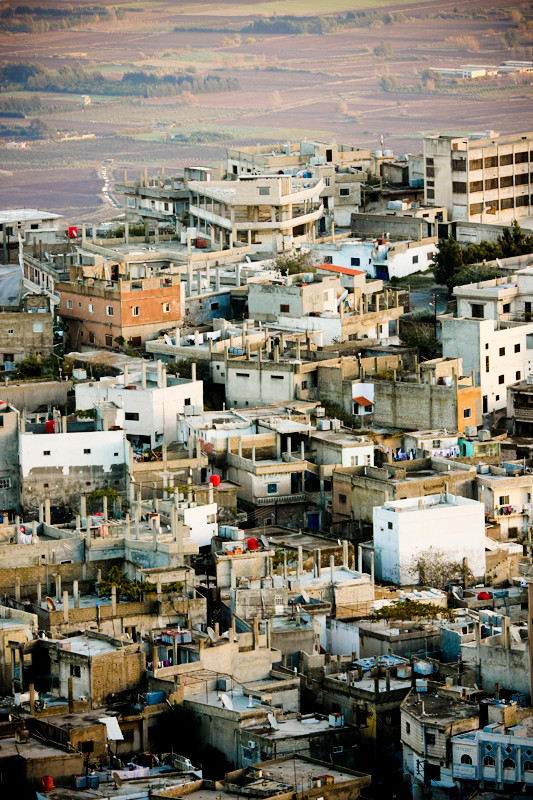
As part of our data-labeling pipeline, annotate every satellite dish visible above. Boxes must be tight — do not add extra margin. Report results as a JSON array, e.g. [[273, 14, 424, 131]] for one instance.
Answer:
[[112, 772, 123, 789], [268, 712, 279, 731], [45, 597, 56, 611], [496, 258, 502, 268], [220, 693, 233, 711], [206, 626, 217, 643], [261, 534, 270, 549], [337, 539, 342, 546], [301, 590, 310, 604]]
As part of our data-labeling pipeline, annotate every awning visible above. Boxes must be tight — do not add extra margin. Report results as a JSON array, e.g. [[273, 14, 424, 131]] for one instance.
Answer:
[[353, 396, 374, 406]]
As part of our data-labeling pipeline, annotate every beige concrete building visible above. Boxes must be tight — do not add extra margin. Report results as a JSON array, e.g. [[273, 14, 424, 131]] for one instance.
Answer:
[[0, 293, 53, 374], [423, 131, 533, 224], [187, 174, 325, 254]]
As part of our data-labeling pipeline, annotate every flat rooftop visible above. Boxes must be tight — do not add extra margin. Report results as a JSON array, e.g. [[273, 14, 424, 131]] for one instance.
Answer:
[[403, 689, 479, 722], [249, 715, 334, 740], [0, 208, 62, 224], [59, 635, 122, 656], [298, 566, 368, 586], [34, 770, 196, 799], [310, 430, 370, 447], [256, 757, 367, 787], [185, 688, 275, 713], [330, 674, 410, 693]]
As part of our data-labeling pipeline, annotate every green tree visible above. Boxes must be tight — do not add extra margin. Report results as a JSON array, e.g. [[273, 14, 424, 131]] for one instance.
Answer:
[[380, 73, 398, 92], [433, 236, 464, 294], [271, 250, 316, 276], [410, 547, 474, 589], [374, 40, 392, 58]]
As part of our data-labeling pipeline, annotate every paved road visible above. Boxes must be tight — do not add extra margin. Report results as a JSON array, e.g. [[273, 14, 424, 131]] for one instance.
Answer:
[[0, 265, 23, 305]]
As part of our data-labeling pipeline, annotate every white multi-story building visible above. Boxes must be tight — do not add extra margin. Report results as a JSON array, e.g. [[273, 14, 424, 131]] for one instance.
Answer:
[[304, 236, 437, 280], [441, 269, 533, 414], [423, 131, 533, 224], [373, 493, 486, 585], [75, 360, 203, 449]]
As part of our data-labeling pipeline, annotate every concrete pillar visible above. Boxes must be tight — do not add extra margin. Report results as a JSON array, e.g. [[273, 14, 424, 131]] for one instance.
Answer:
[[125, 512, 130, 539], [300, 440, 305, 460], [157, 359, 163, 388], [358, 545, 363, 573], [313, 549, 320, 578], [370, 551, 375, 596], [342, 540, 349, 568], [330, 555, 335, 585], [62, 415, 67, 433], [73, 580, 80, 609], [44, 498, 51, 526], [68, 676, 74, 712], [251, 446, 256, 463], [38, 504, 44, 524], [30, 683, 35, 715], [18, 648, 24, 692], [11, 648, 16, 694], [80, 496, 87, 530], [142, 361, 147, 390], [253, 616, 260, 650], [55, 573, 61, 601], [297, 546, 303, 578], [103, 495, 108, 524], [37, 582, 41, 606], [283, 551, 287, 580], [63, 590, 69, 623], [14, 577, 20, 602], [286, 436, 291, 459], [276, 434, 281, 460]]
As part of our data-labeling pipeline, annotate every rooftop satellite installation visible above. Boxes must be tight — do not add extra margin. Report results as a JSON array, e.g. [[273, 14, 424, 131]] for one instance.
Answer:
[[206, 626, 217, 643], [496, 258, 503, 268], [45, 597, 56, 611], [220, 693, 234, 711], [267, 712, 279, 731], [261, 534, 270, 549], [112, 773, 123, 789], [301, 590, 310, 604]]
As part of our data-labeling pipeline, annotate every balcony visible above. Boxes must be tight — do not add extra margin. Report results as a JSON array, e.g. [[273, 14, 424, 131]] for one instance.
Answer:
[[254, 493, 306, 505]]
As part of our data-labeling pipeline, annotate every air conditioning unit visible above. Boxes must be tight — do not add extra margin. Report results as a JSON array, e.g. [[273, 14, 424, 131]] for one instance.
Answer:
[[248, 740, 256, 749]]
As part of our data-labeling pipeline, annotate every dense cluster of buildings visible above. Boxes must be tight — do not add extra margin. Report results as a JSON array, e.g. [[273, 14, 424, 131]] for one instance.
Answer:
[[2, 130, 533, 800]]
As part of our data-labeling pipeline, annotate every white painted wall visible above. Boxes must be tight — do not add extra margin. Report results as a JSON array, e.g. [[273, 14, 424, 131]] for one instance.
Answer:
[[19, 429, 129, 476], [76, 379, 203, 447], [181, 502, 218, 547], [326, 617, 360, 656], [373, 493, 485, 585]]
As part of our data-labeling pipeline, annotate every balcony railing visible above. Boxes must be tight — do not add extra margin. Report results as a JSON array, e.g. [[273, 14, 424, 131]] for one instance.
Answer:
[[254, 493, 306, 505]]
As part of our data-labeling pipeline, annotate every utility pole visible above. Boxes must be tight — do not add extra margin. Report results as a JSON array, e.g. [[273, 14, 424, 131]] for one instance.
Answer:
[[433, 292, 438, 339]]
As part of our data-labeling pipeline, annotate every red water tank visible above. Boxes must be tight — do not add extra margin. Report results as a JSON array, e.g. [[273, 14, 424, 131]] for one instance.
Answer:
[[41, 776, 54, 791], [247, 538, 258, 550], [45, 420, 55, 434], [210, 474, 221, 487]]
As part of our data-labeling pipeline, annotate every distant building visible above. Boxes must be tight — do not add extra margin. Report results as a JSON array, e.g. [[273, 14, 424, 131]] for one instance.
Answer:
[[423, 131, 533, 223], [0, 208, 62, 262], [0, 293, 53, 374]]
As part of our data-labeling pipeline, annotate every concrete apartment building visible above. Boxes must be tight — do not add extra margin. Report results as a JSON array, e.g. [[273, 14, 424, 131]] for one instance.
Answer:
[[373, 493, 486, 585], [187, 174, 325, 254], [441, 269, 533, 413], [248, 272, 339, 322], [477, 465, 533, 541], [423, 131, 533, 223], [507, 376, 533, 435], [0, 293, 54, 374], [57, 266, 183, 350], [0, 403, 20, 518], [1, 208, 62, 262], [75, 360, 203, 449]]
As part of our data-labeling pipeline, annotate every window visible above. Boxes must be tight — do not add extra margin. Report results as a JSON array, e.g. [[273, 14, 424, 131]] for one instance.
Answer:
[[503, 758, 515, 769], [83, 448, 91, 454], [501, 197, 515, 210], [426, 165, 435, 178], [162, 302, 170, 313], [184, 398, 191, 405], [350, 456, 358, 466], [267, 483, 278, 494], [498, 374, 505, 384], [280, 304, 290, 313], [125, 412, 140, 421], [515, 173, 529, 185], [258, 186, 270, 195], [106, 306, 114, 316], [469, 180, 483, 193], [131, 336, 141, 347], [339, 494, 347, 504], [412, 255, 419, 264], [515, 343, 521, 352], [460, 754, 472, 765], [324, 177, 331, 187], [499, 495, 510, 505], [426, 189, 435, 199], [132, 306, 140, 317], [0, 416, 3, 427], [271, 375, 284, 380], [67, 299, 73, 309], [78, 301, 82, 308], [500, 153, 513, 166], [463, 407, 472, 419], [405, 722, 410, 734], [425, 732, 436, 746], [301, 380, 308, 389], [235, 372, 249, 378], [0, 477, 11, 489], [388, 521, 393, 529], [351, 257, 361, 266], [483, 755, 495, 767], [502, 304, 510, 314], [469, 158, 482, 171], [524, 761, 533, 772], [339, 187, 349, 196], [500, 175, 514, 188], [515, 150, 528, 163], [70, 665, 81, 677], [33, 322, 43, 333], [7, 329, 13, 335], [127, 197, 135, 207], [43, 450, 51, 456], [88, 303, 94, 313], [499, 347, 505, 356], [516, 371, 521, 380], [484, 155, 498, 168], [211, 302, 219, 311], [471, 303, 484, 319], [485, 356, 490, 373], [89, 331, 95, 344], [452, 158, 466, 172], [105, 334, 112, 347], [470, 202, 484, 215]]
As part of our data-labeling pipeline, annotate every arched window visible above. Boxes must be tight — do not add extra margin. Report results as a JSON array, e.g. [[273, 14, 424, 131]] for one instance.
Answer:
[[503, 758, 515, 769], [524, 761, 533, 772], [484, 755, 495, 767], [460, 754, 473, 765]]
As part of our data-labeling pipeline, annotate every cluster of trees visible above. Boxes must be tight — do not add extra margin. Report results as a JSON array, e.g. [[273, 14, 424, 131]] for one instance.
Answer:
[[247, 10, 405, 36], [0, 94, 42, 117], [0, 117, 54, 139], [0, 5, 125, 33], [434, 221, 533, 294], [0, 61, 240, 97]]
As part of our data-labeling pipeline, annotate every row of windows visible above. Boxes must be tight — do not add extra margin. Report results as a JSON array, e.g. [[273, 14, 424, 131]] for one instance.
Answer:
[[42, 449, 121, 456], [459, 754, 533, 769], [469, 151, 532, 170], [464, 173, 533, 193], [470, 195, 533, 214], [6, 323, 44, 334], [65, 301, 172, 315]]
